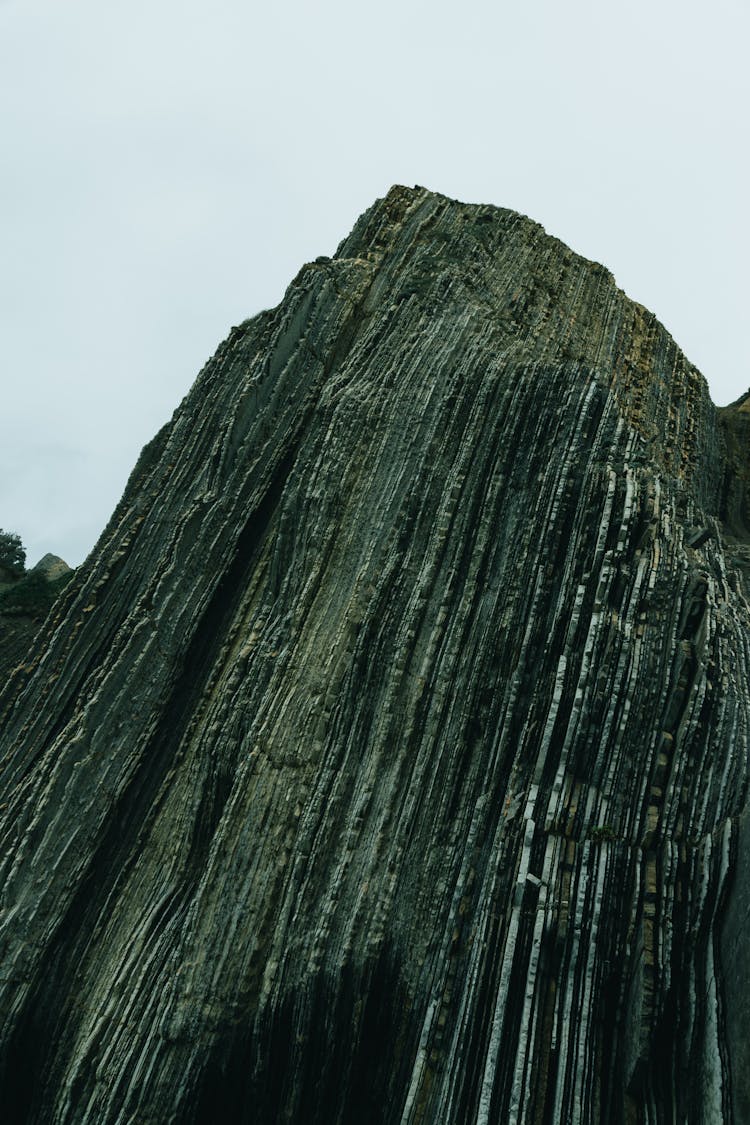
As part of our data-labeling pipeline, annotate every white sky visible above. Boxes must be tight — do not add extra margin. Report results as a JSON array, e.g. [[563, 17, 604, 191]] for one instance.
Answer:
[[1, 0, 748, 567]]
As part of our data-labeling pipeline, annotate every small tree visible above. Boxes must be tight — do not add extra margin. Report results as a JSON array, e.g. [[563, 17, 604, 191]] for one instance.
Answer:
[[0, 529, 26, 576]]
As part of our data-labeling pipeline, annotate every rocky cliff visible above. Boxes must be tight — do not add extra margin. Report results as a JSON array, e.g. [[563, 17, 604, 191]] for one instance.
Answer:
[[1, 186, 748, 1123]]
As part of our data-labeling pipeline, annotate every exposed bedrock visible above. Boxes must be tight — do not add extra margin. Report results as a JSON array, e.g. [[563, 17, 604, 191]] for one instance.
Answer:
[[1, 186, 749, 1123]]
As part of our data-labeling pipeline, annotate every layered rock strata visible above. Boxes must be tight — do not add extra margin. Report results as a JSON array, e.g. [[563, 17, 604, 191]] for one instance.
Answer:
[[0, 186, 748, 1123], [0, 615, 41, 688]]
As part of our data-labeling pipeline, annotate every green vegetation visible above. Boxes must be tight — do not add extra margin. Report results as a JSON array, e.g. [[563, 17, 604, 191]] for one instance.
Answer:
[[0, 569, 73, 620], [0, 529, 26, 576], [588, 824, 618, 843]]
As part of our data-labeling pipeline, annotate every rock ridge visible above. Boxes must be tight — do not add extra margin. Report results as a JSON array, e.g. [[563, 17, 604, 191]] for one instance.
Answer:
[[0, 186, 749, 1123]]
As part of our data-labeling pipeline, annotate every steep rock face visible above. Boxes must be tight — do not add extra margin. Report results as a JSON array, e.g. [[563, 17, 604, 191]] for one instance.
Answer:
[[0, 615, 40, 687], [0, 187, 748, 1123]]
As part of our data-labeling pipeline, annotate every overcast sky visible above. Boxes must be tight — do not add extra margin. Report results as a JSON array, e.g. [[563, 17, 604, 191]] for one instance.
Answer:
[[2, 0, 748, 567]]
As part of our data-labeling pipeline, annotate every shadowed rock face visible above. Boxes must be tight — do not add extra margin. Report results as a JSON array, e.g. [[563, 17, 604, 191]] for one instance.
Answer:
[[1, 186, 749, 1123], [0, 616, 39, 687]]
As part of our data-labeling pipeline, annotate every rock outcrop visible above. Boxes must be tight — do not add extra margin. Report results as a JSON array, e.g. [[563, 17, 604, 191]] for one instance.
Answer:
[[0, 616, 40, 688], [30, 553, 73, 582], [1, 186, 748, 1123]]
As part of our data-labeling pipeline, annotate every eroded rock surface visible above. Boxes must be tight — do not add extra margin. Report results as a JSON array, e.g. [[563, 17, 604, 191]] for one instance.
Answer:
[[0, 615, 40, 687], [0, 187, 748, 1123]]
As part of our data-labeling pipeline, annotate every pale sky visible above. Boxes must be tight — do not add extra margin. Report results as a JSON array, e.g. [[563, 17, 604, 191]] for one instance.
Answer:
[[2, 0, 748, 567]]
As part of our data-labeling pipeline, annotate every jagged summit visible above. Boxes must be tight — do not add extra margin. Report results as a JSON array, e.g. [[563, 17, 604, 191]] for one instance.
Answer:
[[1, 188, 749, 1123]]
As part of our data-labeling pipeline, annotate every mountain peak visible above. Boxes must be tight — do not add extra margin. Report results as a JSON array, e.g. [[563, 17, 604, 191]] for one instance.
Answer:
[[1, 192, 748, 1123]]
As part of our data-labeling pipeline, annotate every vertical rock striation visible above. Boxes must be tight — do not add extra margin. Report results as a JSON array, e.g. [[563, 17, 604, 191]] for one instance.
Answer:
[[0, 186, 748, 1123]]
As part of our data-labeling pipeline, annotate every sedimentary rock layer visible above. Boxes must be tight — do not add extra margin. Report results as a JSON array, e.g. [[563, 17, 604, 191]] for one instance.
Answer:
[[0, 186, 748, 1123], [0, 614, 40, 687]]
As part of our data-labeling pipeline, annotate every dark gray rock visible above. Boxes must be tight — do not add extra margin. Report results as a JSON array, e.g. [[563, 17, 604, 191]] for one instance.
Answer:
[[0, 614, 40, 688], [0, 186, 748, 1123], [722, 806, 750, 1124]]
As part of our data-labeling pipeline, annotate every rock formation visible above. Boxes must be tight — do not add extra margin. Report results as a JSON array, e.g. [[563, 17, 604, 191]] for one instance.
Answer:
[[0, 186, 748, 1123], [0, 616, 40, 689], [30, 553, 73, 583]]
